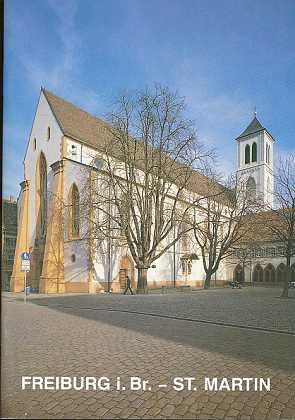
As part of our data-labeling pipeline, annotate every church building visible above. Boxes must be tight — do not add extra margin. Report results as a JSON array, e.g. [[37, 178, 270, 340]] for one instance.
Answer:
[[10, 89, 294, 293]]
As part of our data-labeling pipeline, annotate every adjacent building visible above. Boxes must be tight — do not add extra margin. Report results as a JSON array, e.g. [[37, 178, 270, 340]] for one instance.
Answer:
[[2, 197, 17, 291]]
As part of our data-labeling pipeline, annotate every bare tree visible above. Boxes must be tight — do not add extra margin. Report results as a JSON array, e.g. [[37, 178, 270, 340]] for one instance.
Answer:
[[81, 86, 212, 293], [192, 174, 255, 289], [267, 155, 295, 298]]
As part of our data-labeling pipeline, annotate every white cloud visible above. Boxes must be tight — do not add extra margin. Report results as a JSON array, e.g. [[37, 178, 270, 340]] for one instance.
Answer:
[[22, 0, 80, 91]]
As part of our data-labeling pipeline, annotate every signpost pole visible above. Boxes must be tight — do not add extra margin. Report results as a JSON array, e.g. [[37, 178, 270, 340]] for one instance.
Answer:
[[21, 251, 30, 304], [24, 271, 27, 304]]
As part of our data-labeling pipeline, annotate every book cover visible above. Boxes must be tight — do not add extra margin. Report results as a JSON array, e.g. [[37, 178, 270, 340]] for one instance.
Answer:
[[2, 1, 295, 419]]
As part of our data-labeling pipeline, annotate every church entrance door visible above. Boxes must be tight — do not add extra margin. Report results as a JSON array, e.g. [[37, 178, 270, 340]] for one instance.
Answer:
[[119, 256, 135, 291]]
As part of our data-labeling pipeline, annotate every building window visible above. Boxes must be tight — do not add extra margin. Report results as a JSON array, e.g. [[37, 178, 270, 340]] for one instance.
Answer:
[[246, 176, 256, 200], [47, 126, 51, 141], [266, 144, 271, 164], [93, 157, 103, 170], [71, 144, 77, 156], [277, 246, 286, 257], [68, 184, 80, 238], [181, 258, 192, 275], [71, 254, 76, 263], [252, 142, 257, 162], [245, 144, 250, 164], [39, 153, 47, 238], [33, 138, 37, 150]]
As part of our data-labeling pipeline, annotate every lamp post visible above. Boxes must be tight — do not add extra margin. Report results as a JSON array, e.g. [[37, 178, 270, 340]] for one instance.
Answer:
[[107, 184, 111, 293]]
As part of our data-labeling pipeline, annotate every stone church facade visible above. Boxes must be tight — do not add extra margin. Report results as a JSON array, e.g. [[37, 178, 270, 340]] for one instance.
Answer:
[[10, 89, 294, 293]]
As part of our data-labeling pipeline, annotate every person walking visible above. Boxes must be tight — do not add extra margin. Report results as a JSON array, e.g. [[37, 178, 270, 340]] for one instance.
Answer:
[[124, 275, 134, 295]]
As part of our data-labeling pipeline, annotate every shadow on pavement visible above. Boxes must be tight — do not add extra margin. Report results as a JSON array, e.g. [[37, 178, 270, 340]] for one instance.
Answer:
[[23, 292, 295, 374]]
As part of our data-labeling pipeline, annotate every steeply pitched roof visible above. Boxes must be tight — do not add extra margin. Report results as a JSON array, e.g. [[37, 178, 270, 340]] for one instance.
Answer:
[[42, 88, 229, 200], [236, 116, 265, 139], [238, 209, 295, 244], [43, 88, 111, 149]]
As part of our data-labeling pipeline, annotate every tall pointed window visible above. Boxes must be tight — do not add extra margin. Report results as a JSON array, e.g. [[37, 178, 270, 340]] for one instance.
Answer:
[[245, 145, 250, 164], [246, 177, 256, 200], [252, 142, 257, 162], [68, 184, 80, 238], [39, 153, 47, 238], [266, 144, 271, 164]]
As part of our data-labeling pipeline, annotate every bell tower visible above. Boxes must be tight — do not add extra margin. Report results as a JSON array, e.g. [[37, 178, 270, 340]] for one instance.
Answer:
[[236, 113, 274, 207]]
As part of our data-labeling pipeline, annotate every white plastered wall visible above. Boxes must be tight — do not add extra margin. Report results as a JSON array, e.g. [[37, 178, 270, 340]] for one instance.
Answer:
[[63, 159, 89, 284], [23, 91, 63, 249], [62, 136, 231, 288], [237, 131, 274, 206]]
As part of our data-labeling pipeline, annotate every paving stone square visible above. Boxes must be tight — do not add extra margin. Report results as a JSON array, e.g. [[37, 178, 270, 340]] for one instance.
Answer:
[[1, 287, 295, 419]]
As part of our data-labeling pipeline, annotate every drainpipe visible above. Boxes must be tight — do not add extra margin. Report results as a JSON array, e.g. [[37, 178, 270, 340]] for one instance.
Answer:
[[173, 224, 176, 288], [107, 185, 111, 293]]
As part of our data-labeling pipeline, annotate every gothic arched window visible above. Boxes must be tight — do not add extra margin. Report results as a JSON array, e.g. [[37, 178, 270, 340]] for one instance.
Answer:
[[252, 142, 257, 162], [68, 184, 80, 238], [245, 145, 250, 164], [291, 264, 295, 282], [246, 177, 256, 200], [267, 144, 271, 164], [39, 153, 47, 238], [267, 177, 271, 202]]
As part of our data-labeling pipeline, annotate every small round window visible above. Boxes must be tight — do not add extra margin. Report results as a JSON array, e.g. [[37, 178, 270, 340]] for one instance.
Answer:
[[93, 157, 102, 170]]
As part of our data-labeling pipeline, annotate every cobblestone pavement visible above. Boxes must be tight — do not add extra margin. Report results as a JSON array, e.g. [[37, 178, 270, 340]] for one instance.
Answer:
[[15, 286, 295, 332], [2, 288, 295, 419]]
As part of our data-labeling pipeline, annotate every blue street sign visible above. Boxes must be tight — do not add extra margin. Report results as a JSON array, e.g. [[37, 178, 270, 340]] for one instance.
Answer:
[[21, 252, 30, 260]]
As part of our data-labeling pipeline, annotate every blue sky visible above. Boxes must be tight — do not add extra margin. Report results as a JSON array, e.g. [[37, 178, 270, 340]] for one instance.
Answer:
[[4, 0, 295, 197]]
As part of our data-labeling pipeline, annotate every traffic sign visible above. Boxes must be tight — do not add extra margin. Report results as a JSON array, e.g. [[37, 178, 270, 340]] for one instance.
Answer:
[[21, 260, 30, 272], [21, 252, 30, 260]]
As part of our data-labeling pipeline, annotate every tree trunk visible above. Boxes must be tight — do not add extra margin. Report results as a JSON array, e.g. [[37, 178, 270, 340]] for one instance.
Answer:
[[281, 260, 290, 298], [137, 267, 148, 294], [204, 272, 212, 289]]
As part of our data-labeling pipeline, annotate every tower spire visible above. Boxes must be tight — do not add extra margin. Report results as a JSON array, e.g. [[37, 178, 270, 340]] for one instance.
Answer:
[[253, 106, 257, 118]]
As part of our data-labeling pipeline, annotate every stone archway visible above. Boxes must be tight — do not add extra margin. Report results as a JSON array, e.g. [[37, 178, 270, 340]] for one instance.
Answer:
[[119, 256, 135, 291], [253, 264, 263, 282], [264, 264, 275, 283], [233, 264, 244, 283]]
